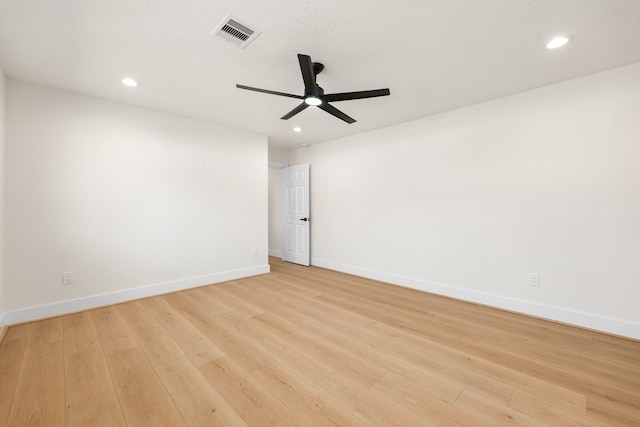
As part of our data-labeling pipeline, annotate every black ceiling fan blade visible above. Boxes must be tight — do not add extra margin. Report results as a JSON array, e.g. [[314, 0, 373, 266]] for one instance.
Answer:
[[236, 84, 303, 99], [324, 88, 390, 102], [281, 102, 309, 120], [298, 54, 317, 93], [318, 102, 356, 124]]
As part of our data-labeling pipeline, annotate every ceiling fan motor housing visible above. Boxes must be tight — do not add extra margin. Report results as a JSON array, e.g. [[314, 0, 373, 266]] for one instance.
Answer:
[[306, 85, 324, 99]]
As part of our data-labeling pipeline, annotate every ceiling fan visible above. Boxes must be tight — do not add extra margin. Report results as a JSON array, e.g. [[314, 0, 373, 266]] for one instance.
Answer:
[[236, 54, 390, 124]]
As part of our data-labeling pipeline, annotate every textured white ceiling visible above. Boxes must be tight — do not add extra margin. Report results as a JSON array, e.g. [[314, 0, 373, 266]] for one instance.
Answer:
[[1, 0, 639, 149]]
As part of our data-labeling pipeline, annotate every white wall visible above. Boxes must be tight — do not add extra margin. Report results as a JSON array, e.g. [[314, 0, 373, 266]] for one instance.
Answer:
[[291, 62, 640, 339], [4, 80, 269, 323], [268, 146, 290, 257], [0, 67, 5, 325]]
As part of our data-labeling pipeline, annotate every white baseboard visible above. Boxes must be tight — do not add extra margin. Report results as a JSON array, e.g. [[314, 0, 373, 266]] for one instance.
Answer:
[[1, 264, 270, 326], [268, 249, 282, 258], [311, 258, 640, 341]]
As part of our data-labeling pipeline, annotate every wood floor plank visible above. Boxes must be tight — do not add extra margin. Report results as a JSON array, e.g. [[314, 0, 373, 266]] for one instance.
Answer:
[[27, 318, 63, 348], [588, 337, 640, 369], [214, 311, 334, 384], [155, 356, 247, 427], [106, 347, 187, 426], [91, 305, 139, 356], [65, 348, 126, 426], [250, 274, 320, 297], [284, 302, 516, 407], [262, 290, 501, 404], [200, 282, 265, 317], [0, 337, 27, 425], [282, 300, 468, 403], [199, 356, 307, 427], [454, 388, 541, 426], [393, 345, 515, 405], [118, 300, 185, 366], [430, 333, 589, 414], [593, 333, 640, 356], [480, 334, 640, 392], [62, 312, 101, 357], [315, 372, 425, 426], [6, 342, 65, 427], [369, 373, 488, 427], [431, 324, 640, 414], [162, 291, 277, 374], [183, 287, 233, 316], [252, 311, 386, 388], [508, 389, 608, 426], [251, 362, 368, 427], [251, 298, 466, 403], [140, 296, 225, 366], [587, 391, 640, 426], [3, 323, 31, 341], [301, 272, 511, 343]]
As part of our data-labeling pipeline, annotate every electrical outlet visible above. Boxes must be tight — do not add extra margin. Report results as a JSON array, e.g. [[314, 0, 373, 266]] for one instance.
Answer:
[[63, 271, 74, 285], [252, 248, 258, 257], [529, 273, 540, 287]]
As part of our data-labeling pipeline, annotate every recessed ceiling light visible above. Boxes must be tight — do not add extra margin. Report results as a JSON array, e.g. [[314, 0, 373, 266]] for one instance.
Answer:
[[293, 127, 302, 133], [121, 77, 139, 87], [546, 36, 570, 50]]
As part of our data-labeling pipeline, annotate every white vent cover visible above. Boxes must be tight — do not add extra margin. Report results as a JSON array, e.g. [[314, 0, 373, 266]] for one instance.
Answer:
[[212, 15, 260, 49]]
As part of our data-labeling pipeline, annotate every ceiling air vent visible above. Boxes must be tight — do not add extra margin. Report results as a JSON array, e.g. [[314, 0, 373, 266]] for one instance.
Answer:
[[212, 15, 260, 49]]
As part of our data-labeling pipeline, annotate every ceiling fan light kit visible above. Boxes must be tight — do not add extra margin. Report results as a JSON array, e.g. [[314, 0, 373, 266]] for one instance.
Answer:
[[304, 96, 322, 106], [236, 54, 390, 124]]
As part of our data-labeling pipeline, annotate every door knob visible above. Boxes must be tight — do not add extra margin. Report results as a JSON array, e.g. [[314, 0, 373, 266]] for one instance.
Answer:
[[299, 218, 309, 221]]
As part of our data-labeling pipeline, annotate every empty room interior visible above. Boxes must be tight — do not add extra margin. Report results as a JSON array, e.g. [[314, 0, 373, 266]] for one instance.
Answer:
[[1, 0, 639, 426]]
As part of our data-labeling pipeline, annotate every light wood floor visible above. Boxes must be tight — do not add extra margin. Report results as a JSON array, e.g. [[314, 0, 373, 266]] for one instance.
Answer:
[[1, 258, 639, 426]]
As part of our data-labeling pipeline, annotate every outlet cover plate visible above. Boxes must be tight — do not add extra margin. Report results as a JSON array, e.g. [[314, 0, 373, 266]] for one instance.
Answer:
[[529, 273, 540, 287], [63, 271, 74, 285]]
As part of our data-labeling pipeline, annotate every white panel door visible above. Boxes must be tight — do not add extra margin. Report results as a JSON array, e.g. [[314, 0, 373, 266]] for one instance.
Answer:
[[282, 164, 310, 266]]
